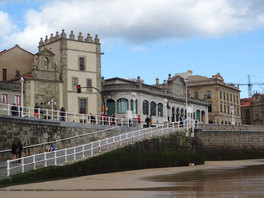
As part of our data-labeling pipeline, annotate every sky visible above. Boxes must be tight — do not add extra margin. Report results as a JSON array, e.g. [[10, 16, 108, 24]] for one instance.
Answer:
[[0, 0, 264, 98]]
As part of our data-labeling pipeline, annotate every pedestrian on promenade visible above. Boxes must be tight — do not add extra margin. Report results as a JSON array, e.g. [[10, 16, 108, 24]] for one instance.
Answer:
[[17, 140, 23, 163], [60, 107, 66, 121], [47, 144, 55, 152], [11, 140, 17, 161], [145, 116, 150, 127], [11, 104, 17, 116], [34, 103, 39, 118], [137, 115, 141, 127]]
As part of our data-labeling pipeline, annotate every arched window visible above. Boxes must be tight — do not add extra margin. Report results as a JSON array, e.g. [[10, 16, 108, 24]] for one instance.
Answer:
[[117, 98, 128, 114], [143, 100, 149, 115], [158, 103, 163, 117], [43, 57, 49, 70], [150, 101, 156, 116], [130, 99, 138, 114], [106, 99, 115, 115], [172, 107, 175, 122], [176, 108, 180, 121]]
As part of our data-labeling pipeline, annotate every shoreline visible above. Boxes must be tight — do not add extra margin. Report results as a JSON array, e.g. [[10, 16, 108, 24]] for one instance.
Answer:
[[2, 159, 264, 198]]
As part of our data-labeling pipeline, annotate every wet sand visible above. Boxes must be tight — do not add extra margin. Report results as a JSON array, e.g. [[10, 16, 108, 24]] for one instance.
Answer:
[[1, 159, 264, 198]]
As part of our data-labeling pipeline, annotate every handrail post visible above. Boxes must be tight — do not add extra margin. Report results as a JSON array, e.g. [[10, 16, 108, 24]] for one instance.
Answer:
[[126, 133, 128, 145], [99, 140, 101, 152], [144, 129, 146, 139], [54, 150, 57, 165], [113, 137, 116, 148], [106, 138, 108, 151], [38, 108, 41, 119], [121, 118, 123, 126], [119, 134, 122, 146], [46, 109, 48, 120], [7, 160, 10, 177], [65, 112, 68, 122], [150, 127, 152, 138], [156, 126, 158, 136], [33, 155, 36, 170], [167, 123, 169, 134], [108, 117, 111, 126], [74, 147, 76, 160], [57, 111, 60, 121], [91, 143, 94, 155], [132, 132, 134, 143], [82, 114, 84, 123], [64, 149, 67, 163], [7, 104, 10, 116], [82, 145, 85, 158], [44, 152, 47, 167], [21, 157, 24, 173]]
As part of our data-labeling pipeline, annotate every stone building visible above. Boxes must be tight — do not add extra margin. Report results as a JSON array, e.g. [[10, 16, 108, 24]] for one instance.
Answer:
[[0, 30, 102, 116], [241, 94, 264, 125], [184, 71, 241, 124], [102, 75, 208, 125]]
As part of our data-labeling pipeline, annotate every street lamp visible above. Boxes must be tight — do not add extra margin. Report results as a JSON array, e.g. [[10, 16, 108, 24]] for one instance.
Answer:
[[163, 98, 168, 123], [48, 98, 56, 119], [20, 77, 24, 117], [184, 77, 188, 130], [132, 92, 137, 118]]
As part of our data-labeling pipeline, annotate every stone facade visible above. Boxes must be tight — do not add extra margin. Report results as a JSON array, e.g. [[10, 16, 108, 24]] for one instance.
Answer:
[[102, 76, 208, 125], [0, 81, 21, 106], [0, 30, 103, 116], [241, 94, 264, 125], [184, 71, 241, 124]]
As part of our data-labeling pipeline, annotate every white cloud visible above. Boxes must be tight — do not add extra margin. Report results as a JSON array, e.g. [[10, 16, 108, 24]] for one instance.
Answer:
[[2, 0, 264, 52], [0, 11, 17, 37]]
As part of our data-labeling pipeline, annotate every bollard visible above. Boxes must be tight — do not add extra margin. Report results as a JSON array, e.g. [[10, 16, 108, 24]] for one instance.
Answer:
[[132, 132, 135, 143], [144, 129, 146, 139], [156, 126, 158, 136]]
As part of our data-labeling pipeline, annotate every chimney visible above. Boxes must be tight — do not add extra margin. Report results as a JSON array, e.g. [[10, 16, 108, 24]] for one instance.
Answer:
[[156, 78, 159, 85]]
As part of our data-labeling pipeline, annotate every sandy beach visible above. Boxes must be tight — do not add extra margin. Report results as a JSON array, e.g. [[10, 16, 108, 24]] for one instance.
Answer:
[[1, 159, 264, 198]]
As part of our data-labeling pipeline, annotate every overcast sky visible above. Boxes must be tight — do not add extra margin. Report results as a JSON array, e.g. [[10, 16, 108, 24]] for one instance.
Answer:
[[1, 0, 264, 98]]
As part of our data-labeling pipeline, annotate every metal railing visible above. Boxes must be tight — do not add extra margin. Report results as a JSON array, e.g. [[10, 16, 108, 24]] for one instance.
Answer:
[[6, 121, 194, 177], [0, 103, 132, 126]]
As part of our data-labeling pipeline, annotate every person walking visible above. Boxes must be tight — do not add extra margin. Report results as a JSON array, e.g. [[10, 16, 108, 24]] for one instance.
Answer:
[[60, 107, 66, 121], [11, 140, 17, 161], [17, 140, 23, 163], [145, 116, 150, 128], [137, 115, 141, 127]]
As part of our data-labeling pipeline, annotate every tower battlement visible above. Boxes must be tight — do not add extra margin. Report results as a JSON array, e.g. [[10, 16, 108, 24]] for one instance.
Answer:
[[39, 29, 100, 47]]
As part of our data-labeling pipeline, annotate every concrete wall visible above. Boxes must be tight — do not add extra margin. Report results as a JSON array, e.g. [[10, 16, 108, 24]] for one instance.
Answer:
[[0, 115, 137, 161]]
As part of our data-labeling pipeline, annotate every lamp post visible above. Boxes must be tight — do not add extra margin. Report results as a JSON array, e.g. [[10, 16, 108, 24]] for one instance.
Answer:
[[48, 99, 56, 119], [184, 77, 188, 130], [164, 98, 168, 123], [131, 92, 137, 117], [20, 77, 24, 117]]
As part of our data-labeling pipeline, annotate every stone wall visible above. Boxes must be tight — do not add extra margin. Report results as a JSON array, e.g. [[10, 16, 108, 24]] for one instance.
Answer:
[[0, 115, 137, 161], [195, 128, 264, 160]]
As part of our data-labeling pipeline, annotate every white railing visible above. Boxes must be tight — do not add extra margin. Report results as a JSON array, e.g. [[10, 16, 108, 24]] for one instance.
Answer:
[[6, 121, 194, 177], [0, 103, 130, 126]]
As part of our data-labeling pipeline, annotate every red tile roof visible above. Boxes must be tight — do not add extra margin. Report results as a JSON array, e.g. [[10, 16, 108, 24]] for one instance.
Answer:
[[240, 97, 253, 107]]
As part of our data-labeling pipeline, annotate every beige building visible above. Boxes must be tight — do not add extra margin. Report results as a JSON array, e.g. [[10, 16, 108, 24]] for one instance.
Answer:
[[0, 45, 33, 82], [184, 71, 241, 124], [0, 30, 102, 116]]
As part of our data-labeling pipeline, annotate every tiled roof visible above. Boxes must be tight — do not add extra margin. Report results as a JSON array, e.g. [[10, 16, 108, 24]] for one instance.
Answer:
[[240, 97, 253, 107]]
